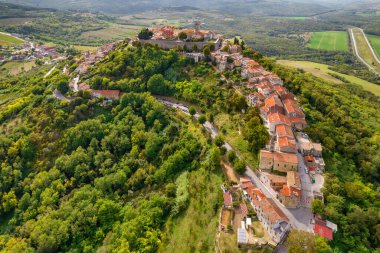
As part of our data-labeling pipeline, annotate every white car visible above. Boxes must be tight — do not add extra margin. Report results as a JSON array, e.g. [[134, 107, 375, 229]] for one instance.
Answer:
[[304, 167, 309, 174]]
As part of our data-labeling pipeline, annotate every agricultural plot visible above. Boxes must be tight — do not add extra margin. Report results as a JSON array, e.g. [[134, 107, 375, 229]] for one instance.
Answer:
[[307, 31, 348, 51], [277, 60, 380, 97], [0, 33, 24, 46], [367, 34, 380, 57], [351, 28, 380, 73], [80, 24, 143, 41]]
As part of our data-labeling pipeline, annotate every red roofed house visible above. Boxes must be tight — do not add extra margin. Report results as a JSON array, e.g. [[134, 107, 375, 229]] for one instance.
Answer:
[[263, 95, 285, 117], [261, 172, 287, 191], [259, 150, 274, 172], [268, 113, 291, 133], [290, 117, 307, 131], [240, 203, 248, 218], [240, 177, 255, 190], [223, 190, 233, 208], [283, 99, 305, 119], [276, 136, 297, 153], [90, 90, 121, 100], [79, 83, 91, 91], [314, 219, 333, 241], [273, 152, 298, 172], [278, 171, 302, 208], [275, 124, 294, 139], [253, 197, 290, 243]]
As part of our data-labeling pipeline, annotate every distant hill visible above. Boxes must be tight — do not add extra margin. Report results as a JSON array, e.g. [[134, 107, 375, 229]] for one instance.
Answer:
[[0, 0, 332, 15]]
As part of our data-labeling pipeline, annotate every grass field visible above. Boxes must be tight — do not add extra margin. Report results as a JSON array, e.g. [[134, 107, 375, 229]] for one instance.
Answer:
[[351, 28, 380, 73], [367, 34, 380, 58], [214, 113, 259, 169], [0, 18, 33, 25], [307, 31, 348, 51], [0, 61, 36, 76], [0, 33, 24, 46], [80, 23, 143, 40], [277, 60, 380, 96], [73, 45, 98, 52]]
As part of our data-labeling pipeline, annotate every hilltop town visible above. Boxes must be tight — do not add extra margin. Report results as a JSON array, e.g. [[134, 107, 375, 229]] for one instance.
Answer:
[[54, 23, 337, 250]]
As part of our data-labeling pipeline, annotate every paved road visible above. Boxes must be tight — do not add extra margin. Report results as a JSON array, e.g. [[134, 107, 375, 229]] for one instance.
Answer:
[[44, 65, 56, 78], [71, 75, 80, 92], [159, 99, 314, 232], [53, 89, 69, 101]]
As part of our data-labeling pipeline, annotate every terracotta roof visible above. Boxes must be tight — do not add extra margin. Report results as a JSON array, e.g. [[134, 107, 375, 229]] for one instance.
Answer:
[[301, 143, 322, 152], [277, 136, 297, 151], [305, 155, 315, 162], [265, 95, 283, 108], [252, 188, 266, 200], [274, 85, 287, 94], [259, 198, 288, 224], [240, 177, 251, 183], [268, 174, 287, 184], [279, 185, 291, 197], [284, 100, 305, 117], [314, 220, 333, 240], [260, 150, 274, 159], [290, 117, 307, 125], [274, 152, 298, 164], [90, 89, 121, 99], [281, 93, 295, 102], [268, 113, 290, 125], [241, 181, 255, 190], [276, 124, 294, 139], [240, 203, 248, 218], [224, 191, 232, 206]]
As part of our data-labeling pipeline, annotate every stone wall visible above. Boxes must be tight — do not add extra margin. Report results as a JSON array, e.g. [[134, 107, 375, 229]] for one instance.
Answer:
[[140, 39, 221, 50]]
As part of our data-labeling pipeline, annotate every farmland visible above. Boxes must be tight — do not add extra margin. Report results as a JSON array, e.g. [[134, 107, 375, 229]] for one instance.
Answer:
[[0, 32, 24, 46], [351, 28, 380, 73], [307, 31, 348, 51], [277, 60, 380, 96], [367, 34, 380, 57], [0, 60, 36, 76], [79, 23, 144, 41]]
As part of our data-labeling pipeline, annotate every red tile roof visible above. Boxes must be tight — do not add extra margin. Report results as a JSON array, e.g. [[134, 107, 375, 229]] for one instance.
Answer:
[[277, 136, 297, 151], [274, 152, 298, 164], [240, 203, 248, 218], [91, 89, 121, 99], [259, 198, 289, 224], [276, 124, 294, 139], [268, 113, 290, 125], [314, 222, 333, 241], [260, 150, 274, 159], [224, 191, 232, 206], [265, 95, 283, 108], [284, 100, 305, 118], [290, 117, 307, 125]]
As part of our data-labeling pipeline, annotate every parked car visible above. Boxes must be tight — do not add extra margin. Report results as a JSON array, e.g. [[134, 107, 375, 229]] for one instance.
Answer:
[[304, 167, 309, 174]]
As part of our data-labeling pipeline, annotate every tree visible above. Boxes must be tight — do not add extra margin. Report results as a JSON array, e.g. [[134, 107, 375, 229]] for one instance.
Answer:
[[234, 37, 239, 45], [198, 115, 206, 125], [178, 31, 187, 41], [227, 150, 237, 163], [192, 44, 198, 52], [208, 146, 221, 170], [234, 159, 246, 174], [189, 106, 196, 116], [222, 45, 229, 52], [203, 46, 211, 57], [214, 135, 225, 147], [315, 236, 333, 253], [138, 28, 153, 40], [56, 79, 69, 94], [312, 199, 325, 215], [147, 74, 172, 96], [231, 92, 248, 112], [286, 230, 316, 253]]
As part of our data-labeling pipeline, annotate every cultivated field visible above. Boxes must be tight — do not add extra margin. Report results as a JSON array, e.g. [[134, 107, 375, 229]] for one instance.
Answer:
[[0, 61, 36, 76], [307, 31, 348, 51], [351, 28, 380, 73], [277, 60, 380, 96], [0, 33, 24, 46], [367, 34, 380, 57], [80, 23, 143, 41], [0, 17, 33, 25]]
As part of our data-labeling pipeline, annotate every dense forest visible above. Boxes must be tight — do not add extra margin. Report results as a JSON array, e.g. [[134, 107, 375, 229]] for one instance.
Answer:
[[250, 51, 380, 252]]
